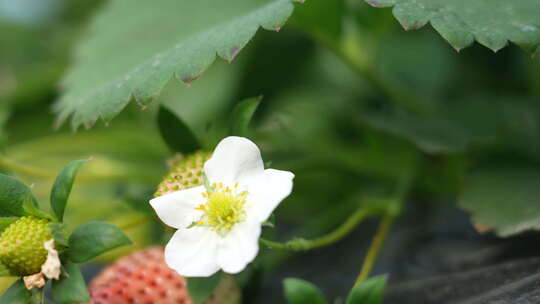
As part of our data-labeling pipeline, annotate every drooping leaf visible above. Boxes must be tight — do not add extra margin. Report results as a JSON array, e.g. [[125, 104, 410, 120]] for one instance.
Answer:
[[54, 0, 298, 129], [0, 174, 38, 217], [68, 221, 132, 263], [50, 159, 88, 222], [229, 96, 262, 137], [157, 106, 201, 154], [0, 279, 32, 304], [51, 262, 91, 304], [459, 166, 540, 237], [283, 278, 327, 304], [346, 275, 387, 304], [364, 0, 540, 53], [187, 272, 223, 304]]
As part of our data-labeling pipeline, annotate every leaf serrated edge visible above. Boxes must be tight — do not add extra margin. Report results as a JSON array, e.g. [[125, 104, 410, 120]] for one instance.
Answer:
[[54, 0, 301, 131], [364, 0, 540, 55]]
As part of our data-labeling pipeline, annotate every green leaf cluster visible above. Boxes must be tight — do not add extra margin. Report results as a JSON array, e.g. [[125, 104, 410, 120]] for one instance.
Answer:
[[284, 275, 387, 304], [0, 161, 131, 304]]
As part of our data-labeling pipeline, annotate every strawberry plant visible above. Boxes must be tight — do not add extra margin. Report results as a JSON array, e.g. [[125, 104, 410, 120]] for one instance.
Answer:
[[1, 0, 540, 303]]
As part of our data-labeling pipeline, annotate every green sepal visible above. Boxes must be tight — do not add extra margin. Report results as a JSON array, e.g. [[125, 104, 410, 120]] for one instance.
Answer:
[[187, 271, 222, 304], [229, 96, 262, 137], [49, 222, 69, 248], [21, 197, 52, 221], [0, 279, 32, 304], [283, 278, 327, 304], [50, 159, 88, 222], [157, 105, 201, 154], [68, 221, 132, 263], [346, 275, 387, 304], [52, 262, 91, 304]]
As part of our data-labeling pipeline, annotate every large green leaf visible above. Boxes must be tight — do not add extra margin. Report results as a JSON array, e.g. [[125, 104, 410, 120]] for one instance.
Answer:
[[51, 262, 91, 304], [364, 0, 540, 53], [55, 0, 299, 129], [0, 174, 37, 217], [459, 166, 540, 237]]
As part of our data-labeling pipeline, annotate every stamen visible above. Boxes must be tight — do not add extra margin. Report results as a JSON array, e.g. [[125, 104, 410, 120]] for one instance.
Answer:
[[192, 183, 248, 236]]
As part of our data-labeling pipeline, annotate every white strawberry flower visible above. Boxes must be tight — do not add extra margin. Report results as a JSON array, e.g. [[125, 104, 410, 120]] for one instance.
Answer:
[[150, 136, 294, 277]]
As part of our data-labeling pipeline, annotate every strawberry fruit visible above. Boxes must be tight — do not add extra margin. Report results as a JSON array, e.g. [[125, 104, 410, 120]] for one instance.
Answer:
[[89, 247, 240, 304]]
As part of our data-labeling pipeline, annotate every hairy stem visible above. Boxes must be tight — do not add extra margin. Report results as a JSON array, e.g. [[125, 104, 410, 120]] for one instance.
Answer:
[[260, 207, 374, 251]]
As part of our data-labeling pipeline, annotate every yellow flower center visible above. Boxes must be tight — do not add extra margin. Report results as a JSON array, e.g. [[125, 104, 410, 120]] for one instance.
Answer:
[[193, 183, 247, 236]]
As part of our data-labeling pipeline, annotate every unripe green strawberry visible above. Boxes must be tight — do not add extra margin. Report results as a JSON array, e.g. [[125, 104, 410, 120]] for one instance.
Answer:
[[0, 217, 53, 276], [154, 151, 211, 197]]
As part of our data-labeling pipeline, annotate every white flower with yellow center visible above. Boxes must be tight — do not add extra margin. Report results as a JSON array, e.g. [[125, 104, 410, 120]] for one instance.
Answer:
[[150, 136, 294, 277]]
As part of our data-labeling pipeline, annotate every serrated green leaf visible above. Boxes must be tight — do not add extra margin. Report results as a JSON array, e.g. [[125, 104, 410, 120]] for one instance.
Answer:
[[0, 174, 38, 217], [364, 0, 540, 53], [52, 263, 90, 304], [50, 159, 88, 222], [54, 0, 298, 129], [283, 278, 327, 304], [68, 221, 132, 263], [346, 275, 387, 304], [229, 96, 262, 137], [187, 272, 222, 304], [459, 166, 540, 237], [0, 279, 32, 304], [158, 106, 200, 154]]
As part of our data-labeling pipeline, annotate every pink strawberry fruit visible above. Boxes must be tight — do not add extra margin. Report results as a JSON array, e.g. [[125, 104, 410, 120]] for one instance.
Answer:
[[89, 247, 240, 304]]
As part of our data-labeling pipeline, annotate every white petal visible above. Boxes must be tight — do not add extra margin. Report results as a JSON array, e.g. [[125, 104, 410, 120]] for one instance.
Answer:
[[217, 220, 261, 274], [165, 227, 221, 277], [150, 186, 205, 229], [204, 136, 264, 185], [246, 169, 294, 222]]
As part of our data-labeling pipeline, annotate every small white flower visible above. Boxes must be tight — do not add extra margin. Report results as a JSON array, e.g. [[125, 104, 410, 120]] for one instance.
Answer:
[[150, 136, 294, 277]]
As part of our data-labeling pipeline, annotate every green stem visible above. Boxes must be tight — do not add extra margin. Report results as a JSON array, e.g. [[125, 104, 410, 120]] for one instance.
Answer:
[[355, 214, 394, 285], [260, 207, 373, 251]]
